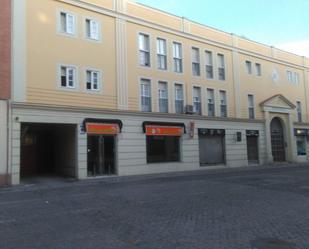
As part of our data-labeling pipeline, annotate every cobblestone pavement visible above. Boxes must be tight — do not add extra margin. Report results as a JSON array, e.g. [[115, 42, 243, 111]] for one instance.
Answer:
[[1, 165, 309, 249]]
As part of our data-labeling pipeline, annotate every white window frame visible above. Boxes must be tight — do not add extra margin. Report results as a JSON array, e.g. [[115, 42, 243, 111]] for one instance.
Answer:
[[138, 33, 151, 67], [85, 17, 101, 41], [205, 50, 214, 80], [139, 78, 152, 112], [255, 63, 262, 76], [174, 82, 185, 114], [246, 60, 252, 74], [219, 90, 227, 118], [85, 68, 101, 92], [191, 47, 201, 77], [156, 38, 167, 71], [58, 64, 78, 89], [173, 42, 183, 73], [217, 53, 226, 81], [157, 81, 169, 113], [58, 10, 76, 37], [193, 86, 202, 115], [248, 94, 255, 119], [207, 88, 215, 117]]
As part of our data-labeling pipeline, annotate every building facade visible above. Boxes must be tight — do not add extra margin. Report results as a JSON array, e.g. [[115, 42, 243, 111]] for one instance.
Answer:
[[3, 0, 309, 185]]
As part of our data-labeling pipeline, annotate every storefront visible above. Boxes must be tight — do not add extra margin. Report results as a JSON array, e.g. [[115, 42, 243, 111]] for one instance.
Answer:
[[84, 119, 122, 176], [198, 129, 226, 166], [142, 122, 186, 164], [294, 128, 309, 162]]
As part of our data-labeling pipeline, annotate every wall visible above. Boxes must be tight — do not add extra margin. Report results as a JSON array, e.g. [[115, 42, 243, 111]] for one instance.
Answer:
[[0, 0, 11, 100], [0, 101, 8, 186]]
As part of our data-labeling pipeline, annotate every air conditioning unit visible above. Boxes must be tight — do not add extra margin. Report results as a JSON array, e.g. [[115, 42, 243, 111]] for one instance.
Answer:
[[185, 105, 195, 114]]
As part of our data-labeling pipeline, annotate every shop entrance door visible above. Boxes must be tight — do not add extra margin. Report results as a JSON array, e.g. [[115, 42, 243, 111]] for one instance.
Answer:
[[87, 135, 116, 176], [247, 136, 259, 164], [270, 118, 286, 162]]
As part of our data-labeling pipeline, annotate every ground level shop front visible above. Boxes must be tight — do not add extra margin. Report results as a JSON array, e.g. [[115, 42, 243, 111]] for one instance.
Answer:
[[8, 104, 270, 185], [8, 102, 309, 185]]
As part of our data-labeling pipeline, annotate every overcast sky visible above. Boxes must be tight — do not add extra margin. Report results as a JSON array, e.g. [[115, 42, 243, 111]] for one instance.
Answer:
[[136, 0, 309, 57]]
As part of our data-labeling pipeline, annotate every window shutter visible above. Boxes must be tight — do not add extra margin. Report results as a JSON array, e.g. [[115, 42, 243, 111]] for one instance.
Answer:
[[66, 14, 75, 34]]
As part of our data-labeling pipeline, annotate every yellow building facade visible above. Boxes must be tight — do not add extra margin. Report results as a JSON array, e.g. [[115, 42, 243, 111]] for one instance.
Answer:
[[6, 0, 309, 185]]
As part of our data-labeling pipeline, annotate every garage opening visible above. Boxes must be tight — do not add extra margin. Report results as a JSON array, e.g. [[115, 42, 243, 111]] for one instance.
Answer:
[[20, 123, 76, 180], [198, 129, 226, 166]]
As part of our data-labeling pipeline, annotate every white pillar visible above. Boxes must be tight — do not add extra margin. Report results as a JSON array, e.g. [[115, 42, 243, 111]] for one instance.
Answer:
[[77, 126, 88, 180], [0, 101, 8, 185], [287, 113, 296, 162], [264, 111, 273, 163]]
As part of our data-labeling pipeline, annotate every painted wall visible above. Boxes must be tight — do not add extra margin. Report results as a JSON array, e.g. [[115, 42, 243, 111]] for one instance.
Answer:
[[0, 101, 8, 186], [17, 0, 309, 124], [0, 0, 11, 100]]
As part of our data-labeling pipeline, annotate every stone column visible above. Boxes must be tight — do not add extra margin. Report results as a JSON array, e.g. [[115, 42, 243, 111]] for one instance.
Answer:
[[264, 111, 273, 163], [287, 113, 296, 162]]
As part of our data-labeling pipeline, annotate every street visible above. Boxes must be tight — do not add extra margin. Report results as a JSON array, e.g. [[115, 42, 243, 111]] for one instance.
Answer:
[[1, 165, 309, 249]]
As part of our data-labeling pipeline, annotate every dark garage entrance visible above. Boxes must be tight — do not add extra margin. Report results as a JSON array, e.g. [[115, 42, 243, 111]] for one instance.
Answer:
[[246, 130, 259, 164], [198, 129, 225, 166], [271, 118, 286, 162], [20, 123, 77, 180]]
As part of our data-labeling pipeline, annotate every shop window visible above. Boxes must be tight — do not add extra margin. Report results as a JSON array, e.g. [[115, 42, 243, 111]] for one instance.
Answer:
[[297, 137, 306, 156], [146, 136, 180, 163]]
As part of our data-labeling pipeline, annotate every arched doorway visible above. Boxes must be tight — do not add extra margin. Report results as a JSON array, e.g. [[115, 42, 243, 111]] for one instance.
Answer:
[[270, 118, 286, 162]]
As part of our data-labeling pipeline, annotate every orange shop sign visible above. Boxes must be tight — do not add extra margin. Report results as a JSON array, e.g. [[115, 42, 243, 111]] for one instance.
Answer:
[[86, 123, 120, 135], [146, 125, 183, 136]]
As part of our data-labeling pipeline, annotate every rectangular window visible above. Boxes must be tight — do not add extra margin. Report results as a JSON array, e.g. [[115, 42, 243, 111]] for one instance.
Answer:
[[60, 12, 75, 35], [217, 54, 225, 81], [140, 79, 151, 112], [173, 42, 183, 73], [246, 61, 252, 74], [86, 19, 99, 40], [248, 94, 255, 119], [86, 70, 100, 91], [139, 33, 150, 67], [175, 84, 184, 114], [60, 66, 76, 88], [294, 72, 299, 84], [219, 90, 227, 118], [157, 38, 167, 70], [205, 50, 214, 79], [255, 63, 261, 76], [146, 136, 180, 163], [158, 81, 168, 113], [192, 47, 200, 76], [297, 101, 302, 122], [297, 136, 306, 156], [207, 88, 215, 117], [287, 70, 299, 84], [193, 87, 202, 115]]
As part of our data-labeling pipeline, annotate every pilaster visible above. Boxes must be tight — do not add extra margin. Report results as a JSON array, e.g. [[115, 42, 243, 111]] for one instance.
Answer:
[[231, 34, 241, 118]]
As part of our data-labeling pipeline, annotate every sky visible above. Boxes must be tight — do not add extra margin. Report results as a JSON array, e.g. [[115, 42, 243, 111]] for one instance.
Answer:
[[136, 0, 309, 57]]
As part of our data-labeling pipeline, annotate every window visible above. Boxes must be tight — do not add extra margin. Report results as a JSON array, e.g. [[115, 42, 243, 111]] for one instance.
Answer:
[[192, 47, 200, 76], [175, 84, 184, 114], [139, 33, 150, 67], [193, 87, 201, 115], [217, 54, 225, 80], [255, 63, 261, 76], [297, 101, 302, 122], [158, 81, 168, 113], [173, 42, 183, 73], [86, 70, 100, 91], [60, 11, 75, 35], [219, 90, 227, 118], [205, 50, 214, 79], [248, 94, 255, 119], [146, 136, 180, 163], [207, 88, 215, 117], [246, 61, 252, 74], [287, 70, 299, 84], [297, 136, 306, 156], [157, 38, 167, 70], [85, 19, 99, 40], [60, 66, 76, 88], [140, 79, 151, 112]]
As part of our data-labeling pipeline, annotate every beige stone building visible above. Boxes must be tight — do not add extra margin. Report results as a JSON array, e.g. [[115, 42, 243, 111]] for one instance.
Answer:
[[2, 0, 309, 185]]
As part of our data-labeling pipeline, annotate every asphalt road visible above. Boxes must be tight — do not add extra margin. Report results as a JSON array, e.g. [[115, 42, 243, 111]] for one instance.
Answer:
[[1, 165, 309, 249]]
